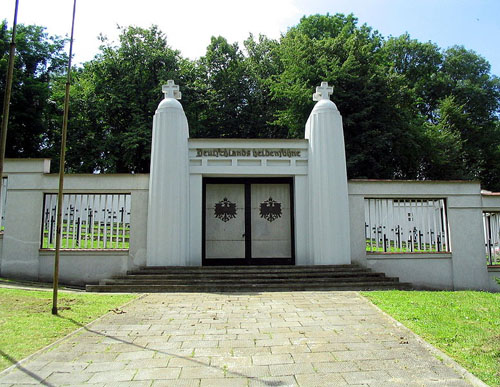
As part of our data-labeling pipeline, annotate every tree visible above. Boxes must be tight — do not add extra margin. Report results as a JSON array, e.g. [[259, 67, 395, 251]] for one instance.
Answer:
[[193, 36, 253, 138], [66, 25, 182, 173], [0, 21, 67, 158], [269, 14, 426, 179]]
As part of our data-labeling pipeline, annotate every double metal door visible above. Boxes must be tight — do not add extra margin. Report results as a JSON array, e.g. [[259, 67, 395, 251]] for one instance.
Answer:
[[203, 178, 294, 265]]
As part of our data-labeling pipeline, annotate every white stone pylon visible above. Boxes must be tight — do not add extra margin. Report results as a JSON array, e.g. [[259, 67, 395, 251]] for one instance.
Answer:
[[147, 80, 189, 266], [305, 82, 351, 265]]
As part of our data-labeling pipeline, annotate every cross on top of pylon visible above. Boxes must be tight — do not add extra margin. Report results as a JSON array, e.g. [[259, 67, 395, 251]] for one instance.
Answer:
[[313, 81, 333, 101], [162, 80, 182, 100]]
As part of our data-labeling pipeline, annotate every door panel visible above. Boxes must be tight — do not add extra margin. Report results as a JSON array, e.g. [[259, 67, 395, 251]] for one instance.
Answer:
[[205, 184, 245, 259], [250, 184, 292, 259]]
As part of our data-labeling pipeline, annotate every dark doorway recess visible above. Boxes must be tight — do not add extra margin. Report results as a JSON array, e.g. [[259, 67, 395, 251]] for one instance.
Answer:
[[202, 177, 295, 266]]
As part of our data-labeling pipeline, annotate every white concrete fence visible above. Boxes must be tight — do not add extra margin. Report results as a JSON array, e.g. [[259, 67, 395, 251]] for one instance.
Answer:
[[0, 159, 498, 291]]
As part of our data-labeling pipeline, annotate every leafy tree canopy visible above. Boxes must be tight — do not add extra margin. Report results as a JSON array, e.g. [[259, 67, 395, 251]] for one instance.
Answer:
[[1, 14, 500, 189]]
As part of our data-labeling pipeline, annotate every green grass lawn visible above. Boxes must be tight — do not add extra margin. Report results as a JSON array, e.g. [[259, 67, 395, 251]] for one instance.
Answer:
[[0, 287, 137, 372], [363, 290, 500, 386]]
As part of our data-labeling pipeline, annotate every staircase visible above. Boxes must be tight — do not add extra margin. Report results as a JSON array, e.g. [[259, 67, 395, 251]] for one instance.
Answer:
[[86, 264, 411, 292]]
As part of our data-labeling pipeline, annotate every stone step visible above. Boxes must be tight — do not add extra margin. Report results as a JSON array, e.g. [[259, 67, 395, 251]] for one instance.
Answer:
[[99, 275, 396, 285], [126, 265, 367, 275], [86, 281, 411, 293], [116, 271, 386, 280], [88, 264, 411, 293]]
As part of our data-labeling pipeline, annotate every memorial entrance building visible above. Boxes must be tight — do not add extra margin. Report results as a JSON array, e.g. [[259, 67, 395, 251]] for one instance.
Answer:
[[0, 81, 498, 291]]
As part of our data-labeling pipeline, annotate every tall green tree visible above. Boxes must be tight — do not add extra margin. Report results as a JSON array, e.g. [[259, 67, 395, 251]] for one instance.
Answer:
[[269, 14, 426, 179], [67, 25, 182, 173], [193, 36, 253, 138], [0, 21, 67, 158]]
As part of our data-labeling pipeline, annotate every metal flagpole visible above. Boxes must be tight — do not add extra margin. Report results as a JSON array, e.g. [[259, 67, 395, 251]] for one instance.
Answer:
[[0, 0, 20, 199], [52, 0, 77, 315]]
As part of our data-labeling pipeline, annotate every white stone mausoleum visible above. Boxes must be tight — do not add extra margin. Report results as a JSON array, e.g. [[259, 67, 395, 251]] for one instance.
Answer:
[[0, 81, 498, 291]]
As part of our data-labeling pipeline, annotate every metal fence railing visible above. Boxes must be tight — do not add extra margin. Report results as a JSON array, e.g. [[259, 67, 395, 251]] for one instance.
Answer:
[[41, 193, 131, 249], [484, 212, 500, 265], [365, 198, 449, 253]]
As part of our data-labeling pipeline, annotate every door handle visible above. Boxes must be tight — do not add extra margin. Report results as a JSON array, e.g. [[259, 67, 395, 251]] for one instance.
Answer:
[[242, 233, 245, 238]]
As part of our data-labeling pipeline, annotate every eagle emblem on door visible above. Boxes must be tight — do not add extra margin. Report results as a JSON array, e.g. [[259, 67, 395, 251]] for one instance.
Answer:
[[214, 197, 237, 222], [260, 197, 282, 222]]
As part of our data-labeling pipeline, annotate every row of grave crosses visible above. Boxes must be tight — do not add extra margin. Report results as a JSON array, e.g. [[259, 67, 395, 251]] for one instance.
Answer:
[[162, 80, 333, 101], [44, 205, 130, 246]]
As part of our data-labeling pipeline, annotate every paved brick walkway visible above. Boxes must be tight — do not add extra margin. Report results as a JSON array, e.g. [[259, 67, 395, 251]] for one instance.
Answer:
[[0, 291, 475, 386]]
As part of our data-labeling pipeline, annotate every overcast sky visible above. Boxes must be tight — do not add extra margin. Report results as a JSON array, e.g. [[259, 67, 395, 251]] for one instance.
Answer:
[[1, 0, 499, 76]]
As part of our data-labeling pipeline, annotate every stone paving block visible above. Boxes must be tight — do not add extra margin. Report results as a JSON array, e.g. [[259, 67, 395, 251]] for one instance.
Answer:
[[194, 347, 234, 357], [168, 356, 210, 367], [152, 380, 200, 387], [232, 347, 272, 357], [77, 352, 118, 362], [40, 360, 89, 373], [115, 350, 156, 361], [290, 336, 330, 345], [292, 351, 335, 363], [387, 367, 441, 380], [249, 375, 297, 387], [200, 378, 248, 387], [355, 359, 402, 371], [270, 344, 311, 354], [134, 367, 181, 380], [181, 340, 218, 349], [313, 360, 360, 373], [269, 362, 315, 376], [230, 365, 270, 378], [218, 339, 255, 348], [342, 370, 392, 384], [146, 342, 182, 351], [102, 342, 140, 353], [87, 369, 137, 383], [252, 353, 294, 366], [45, 371, 92, 384], [101, 381, 152, 387], [0, 368, 53, 385], [295, 373, 348, 386], [179, 366, 226, 379], [332, 350, 380, 361], [84, 360, 127, 373], [418, 380, 472, 386], [124, 358, 170, 369], [255, 338, 291, 347], [308, 343, 348, 352], [210, 356, 252, 368]]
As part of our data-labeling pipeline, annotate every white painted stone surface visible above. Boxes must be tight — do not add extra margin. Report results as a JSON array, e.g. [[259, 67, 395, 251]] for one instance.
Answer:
[[147, 81, 190, 266], [305, 82, 351, 265]]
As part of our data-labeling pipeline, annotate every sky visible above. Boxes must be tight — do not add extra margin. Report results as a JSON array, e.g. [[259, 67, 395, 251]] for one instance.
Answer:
[[1, 0, 500, 76]]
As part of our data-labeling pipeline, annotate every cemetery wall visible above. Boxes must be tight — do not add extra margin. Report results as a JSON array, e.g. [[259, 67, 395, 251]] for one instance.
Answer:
[[0, 159, 149, 285], [0, 159, 498, 291], [349, 180, 497, 291]]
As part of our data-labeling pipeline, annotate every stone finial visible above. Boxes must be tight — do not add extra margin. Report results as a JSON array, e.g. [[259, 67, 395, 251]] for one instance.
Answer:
[[162, 80, 182, 100], [313, 81, 333, 101]]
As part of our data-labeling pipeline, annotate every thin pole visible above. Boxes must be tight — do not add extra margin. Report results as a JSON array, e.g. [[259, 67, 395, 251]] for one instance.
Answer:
[[0, 0, 20, 198], [52, 0, 77, 315]]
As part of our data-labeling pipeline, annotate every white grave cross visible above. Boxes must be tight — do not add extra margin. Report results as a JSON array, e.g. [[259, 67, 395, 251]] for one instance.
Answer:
[[313, 81, 333, 101], [162, 80, 182, 100]]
